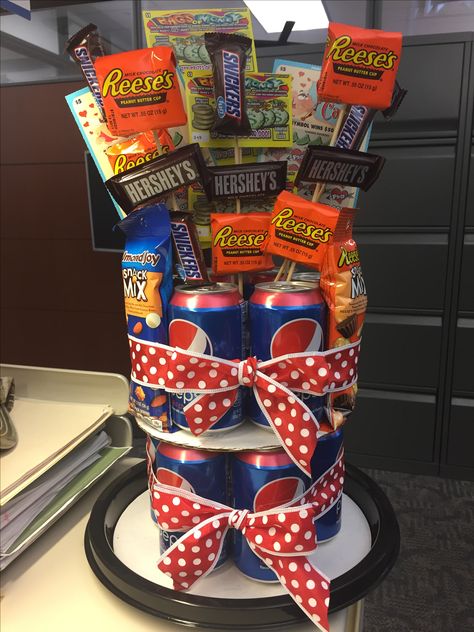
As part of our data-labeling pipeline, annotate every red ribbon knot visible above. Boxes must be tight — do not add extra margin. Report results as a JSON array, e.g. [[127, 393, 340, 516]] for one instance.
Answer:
[[238, 356, 258, 387]]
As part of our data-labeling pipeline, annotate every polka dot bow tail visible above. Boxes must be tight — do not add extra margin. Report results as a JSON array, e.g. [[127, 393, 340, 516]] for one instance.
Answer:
[[152, 453, 345, 632], [129, 337, 360, 476]]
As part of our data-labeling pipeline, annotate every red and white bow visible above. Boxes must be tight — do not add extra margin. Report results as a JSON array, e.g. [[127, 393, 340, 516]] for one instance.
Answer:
[[129, 335, 359, 476], [152, 452, 345, 632]]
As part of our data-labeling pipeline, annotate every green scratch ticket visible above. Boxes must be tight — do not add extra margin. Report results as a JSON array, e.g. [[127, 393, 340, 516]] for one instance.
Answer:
[[142, 8, 258, 72], [185, 70, 292, 149]]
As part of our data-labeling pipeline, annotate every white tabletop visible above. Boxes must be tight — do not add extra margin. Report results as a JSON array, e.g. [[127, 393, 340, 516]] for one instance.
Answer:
[[1, 457, 363, 632]]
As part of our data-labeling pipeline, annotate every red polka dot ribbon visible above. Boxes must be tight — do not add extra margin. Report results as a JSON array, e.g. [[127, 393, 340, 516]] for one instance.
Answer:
[[129, 335, 360, 476], [152, 452, 345, 632]]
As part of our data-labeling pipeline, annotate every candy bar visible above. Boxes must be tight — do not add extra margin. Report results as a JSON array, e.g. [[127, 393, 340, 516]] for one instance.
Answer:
[[94, 47, 187, 137], [66, 23, 106, 120], [208, 161, 287, 200], [295, 145, 384, 191], [266, 190, 339, 269], [335, 104, 374, 151], [106, 143, 210, 214], [170, 211, 210, 284], [211, 212, 273, 274], [204, 32, 252, 137], [317, 23, 402, 110]]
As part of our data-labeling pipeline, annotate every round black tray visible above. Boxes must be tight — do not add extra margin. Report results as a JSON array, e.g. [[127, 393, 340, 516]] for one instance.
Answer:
[[85, 461, 399, 630]]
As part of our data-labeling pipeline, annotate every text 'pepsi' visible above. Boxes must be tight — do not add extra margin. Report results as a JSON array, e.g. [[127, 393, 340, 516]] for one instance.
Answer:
[[167, 282, 245, 432], [248, 281, 327, 427], [155, 442, 230, 567], [231, 449, 311, 581]]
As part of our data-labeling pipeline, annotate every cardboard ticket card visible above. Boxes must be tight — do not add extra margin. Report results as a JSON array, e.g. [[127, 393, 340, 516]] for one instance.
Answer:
[[185, 70, 293, 148], [142, 7, 258, 72], [66, 86, 189, 219], [66, 87, 126, 218], [262, 59, 374, 210]]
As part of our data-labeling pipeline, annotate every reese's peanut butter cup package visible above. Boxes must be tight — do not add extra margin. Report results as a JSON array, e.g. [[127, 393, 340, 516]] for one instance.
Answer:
[[105, 131, 159, 175], [317, 23, 402, 110], [320, 208, 367, 427], [94, 47, 187, 137], [204, 32, 252, 137], [117, 204, 175, 432], [266, 190, 339, 269], [211, 212, 273, 275]]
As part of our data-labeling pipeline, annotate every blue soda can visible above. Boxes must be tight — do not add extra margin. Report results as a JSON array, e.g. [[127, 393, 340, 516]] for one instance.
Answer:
[[168, 283, 244, 432], [146, 434, 160, 523], [231, 450, 310, 582], [155, 442, 229, 567], [311, 427, 344, 542], [248, 281, 327, 427]]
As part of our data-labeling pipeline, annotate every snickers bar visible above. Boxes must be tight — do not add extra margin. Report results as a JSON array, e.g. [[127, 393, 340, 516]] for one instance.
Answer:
[[66, 23, 106, 119], [170, 212, 209, 284], [208, 161, 287, 200], [106, 143, 210, 214], [205, 32, 252, 137], [295, 145, 385, 191]]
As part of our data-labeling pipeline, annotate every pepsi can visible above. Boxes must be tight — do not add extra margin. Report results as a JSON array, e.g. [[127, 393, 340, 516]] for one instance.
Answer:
[[156, 443, 229, 566], [311, 427, 344, 541], [168, 283, 244, 432], [248, 281, 327, 427], [292, 271, 321, 286], [146, 434, 160, 523], [243, 268, 278, 301], [231, 449, 310, 581]]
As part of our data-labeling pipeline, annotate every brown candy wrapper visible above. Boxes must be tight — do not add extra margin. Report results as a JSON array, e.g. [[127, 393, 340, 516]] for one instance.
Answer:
[[320, 208, 367, 428], [204, 32, 252, 137], [66, 23, 106, 120]]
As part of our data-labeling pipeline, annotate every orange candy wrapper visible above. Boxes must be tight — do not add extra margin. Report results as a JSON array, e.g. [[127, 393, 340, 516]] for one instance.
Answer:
[[95, 47, 187, 137], [317, 23, 402, 110], [266, 190, 338, 269], [105, 129, 175, 175], [211, 213, 273, 275], [320, 208, 367, 427]]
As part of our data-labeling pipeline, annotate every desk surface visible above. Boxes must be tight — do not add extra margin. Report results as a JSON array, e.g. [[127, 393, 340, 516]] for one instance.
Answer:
[[1, 458, 358, 632]]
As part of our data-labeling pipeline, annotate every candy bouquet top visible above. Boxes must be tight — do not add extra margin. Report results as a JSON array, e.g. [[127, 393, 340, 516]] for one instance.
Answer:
[[66, 11, 404, 631]]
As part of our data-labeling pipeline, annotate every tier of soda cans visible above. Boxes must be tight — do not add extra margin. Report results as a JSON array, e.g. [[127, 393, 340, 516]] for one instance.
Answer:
[[169, 276, 326, 432], [147, 427, 342, 582]]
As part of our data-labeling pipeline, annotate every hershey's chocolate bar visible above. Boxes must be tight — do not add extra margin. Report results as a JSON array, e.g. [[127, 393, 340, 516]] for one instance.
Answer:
[[208, 161, 287, 200], [106, 143, 210, 214], [295, 145, 385, 192]]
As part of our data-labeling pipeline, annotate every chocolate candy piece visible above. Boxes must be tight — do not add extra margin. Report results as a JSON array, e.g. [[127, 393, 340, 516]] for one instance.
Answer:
[[66, 23, 106, 119], [382, 81, 407, 120], [208, 161, 287, 200], [335, 105, 375, 151], [106, 143, 210, 214], [170, 212, 210, 284], [204, 32, 252, 137], [295, 145, 385, 192]]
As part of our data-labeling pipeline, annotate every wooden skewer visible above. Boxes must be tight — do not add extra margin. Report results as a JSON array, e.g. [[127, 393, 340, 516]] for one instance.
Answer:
[[275, 259, 289, 281], [283, 104, 348, 281], [234, 138, 244, 297]]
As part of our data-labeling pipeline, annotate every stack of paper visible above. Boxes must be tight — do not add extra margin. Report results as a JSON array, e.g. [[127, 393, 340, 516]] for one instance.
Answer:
[[0, 395, 131, 569]]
